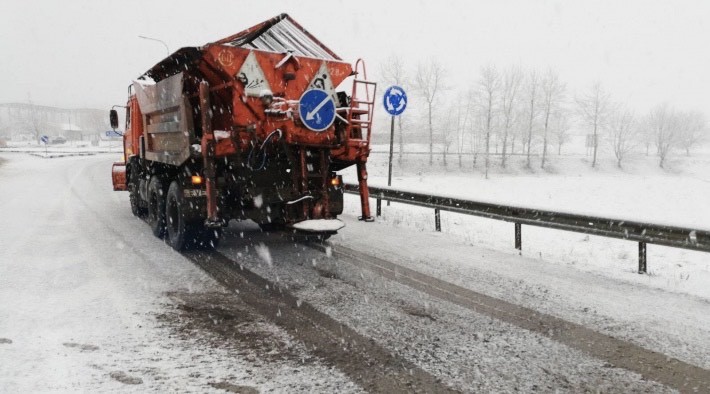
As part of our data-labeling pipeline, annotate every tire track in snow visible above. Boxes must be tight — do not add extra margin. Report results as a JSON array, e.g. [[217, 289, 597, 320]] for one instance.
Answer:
[[317, 243, 710, 392], [182, 249, 458, 393]]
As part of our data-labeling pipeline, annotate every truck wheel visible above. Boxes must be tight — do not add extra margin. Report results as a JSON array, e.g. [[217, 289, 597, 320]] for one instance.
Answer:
[[128, 164, 146, 217], [129, 187, 143, 217], [147, 176, 167, 238], [165, 181, 199, 251], [166, 181, 188, 250], [129, 179, 146, 217]]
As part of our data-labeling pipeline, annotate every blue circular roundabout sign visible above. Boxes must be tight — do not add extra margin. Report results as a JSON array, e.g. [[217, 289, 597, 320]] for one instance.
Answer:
[[383, 85, 407, 116]]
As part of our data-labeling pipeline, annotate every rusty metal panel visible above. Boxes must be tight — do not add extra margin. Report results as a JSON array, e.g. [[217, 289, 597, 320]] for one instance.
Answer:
[[148, 132, 184, 151], [135, 73, 192, 166], [145, 121, 182, 134], [134, 73, 183, 113]]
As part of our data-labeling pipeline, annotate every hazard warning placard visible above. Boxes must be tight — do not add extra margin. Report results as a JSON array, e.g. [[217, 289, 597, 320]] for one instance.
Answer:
[[309, 62, 337, 102], [237, 51, 272, 96]]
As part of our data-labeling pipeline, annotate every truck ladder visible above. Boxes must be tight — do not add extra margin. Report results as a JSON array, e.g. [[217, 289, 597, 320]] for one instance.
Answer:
[[348, 59, 376, 221]]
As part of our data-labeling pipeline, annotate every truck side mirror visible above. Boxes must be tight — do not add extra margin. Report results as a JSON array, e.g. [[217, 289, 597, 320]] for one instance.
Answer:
[[109, 109, 119, 130]]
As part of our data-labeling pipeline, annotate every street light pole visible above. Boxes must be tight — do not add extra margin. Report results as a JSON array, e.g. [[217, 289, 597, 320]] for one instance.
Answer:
[[138, 35, 170, 56]]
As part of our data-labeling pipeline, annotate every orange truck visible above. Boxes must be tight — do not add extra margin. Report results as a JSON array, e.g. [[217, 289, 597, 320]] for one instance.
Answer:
[[111, 14, 375, 250]]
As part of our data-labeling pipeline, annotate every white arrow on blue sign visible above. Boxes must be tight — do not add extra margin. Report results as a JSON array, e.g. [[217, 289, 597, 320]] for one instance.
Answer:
[[383, 85, 407, 116], [40, 135, 49, 144], [298, 89, 336, 132]]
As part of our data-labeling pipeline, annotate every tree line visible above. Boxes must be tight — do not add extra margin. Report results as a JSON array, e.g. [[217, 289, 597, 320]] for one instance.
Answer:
[[378, 56, 708, 176]]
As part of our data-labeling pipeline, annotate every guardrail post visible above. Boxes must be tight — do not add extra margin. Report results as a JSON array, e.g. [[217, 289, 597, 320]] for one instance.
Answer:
[[515, 223, 522, 252], [376, 198, 382, 216], [434, 209, 441, 232], [638, 242, 647, 274]]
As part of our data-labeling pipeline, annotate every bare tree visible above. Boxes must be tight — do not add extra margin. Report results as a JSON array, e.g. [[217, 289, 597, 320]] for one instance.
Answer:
[[540, 70, 566, 168], [677, 110, 707, 156], [524, 71, 540, 168], [476, 65, 500, 179], [380, 54, 408, 164], [577, 82, 611, 168], [454, 90, 474, 168], [414, 60, 446, 165], [499, 66, 522, 168], [441, 100, 458, 167], [551, 112, 571, 155], [646, 103, 679, 168], [608, 106, 637, 168], [470, 103, 485, 168], [640, 117, 654, 156], [511, 107, 527, 154]]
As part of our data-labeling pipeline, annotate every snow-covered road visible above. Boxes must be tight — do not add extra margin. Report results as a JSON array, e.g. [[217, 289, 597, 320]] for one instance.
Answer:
[[0, 153, 358, 392], [1, 153, 708, 392]]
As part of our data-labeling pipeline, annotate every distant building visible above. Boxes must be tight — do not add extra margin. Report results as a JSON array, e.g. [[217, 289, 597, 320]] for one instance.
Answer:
[[60, 123, 83, 141], [0, 103, 109, 141]]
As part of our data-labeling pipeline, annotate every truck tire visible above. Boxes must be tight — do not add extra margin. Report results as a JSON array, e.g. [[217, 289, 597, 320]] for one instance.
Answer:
[[165, 181, 190, 250], [128, 162, 146, 217], [129, 176, 146, 218], [147, 176, 167, 238], [166, 181, 222, 250], [166, 180, 208, 251], [129, 187, 143, 217]]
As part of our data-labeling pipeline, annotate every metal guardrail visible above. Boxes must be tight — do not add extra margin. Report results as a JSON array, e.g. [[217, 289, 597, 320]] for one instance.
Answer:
[[343, 183, 710, 274]]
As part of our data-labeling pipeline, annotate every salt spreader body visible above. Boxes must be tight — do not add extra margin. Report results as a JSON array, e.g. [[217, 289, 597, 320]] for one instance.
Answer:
[[110, 14, 376, 250]]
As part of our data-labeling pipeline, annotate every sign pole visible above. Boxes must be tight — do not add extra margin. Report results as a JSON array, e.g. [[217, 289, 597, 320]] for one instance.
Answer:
[[387, 115, 395, 206], [382, 85, 407, 211], [41, 135, 48, 157]]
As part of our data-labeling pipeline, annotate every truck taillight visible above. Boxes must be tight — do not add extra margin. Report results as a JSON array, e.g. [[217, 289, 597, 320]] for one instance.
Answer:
[[330, 174, 342, 188]]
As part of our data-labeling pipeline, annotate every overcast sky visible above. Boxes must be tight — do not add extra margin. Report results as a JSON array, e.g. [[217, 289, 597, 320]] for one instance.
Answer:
[[1, 0, 708, 117]]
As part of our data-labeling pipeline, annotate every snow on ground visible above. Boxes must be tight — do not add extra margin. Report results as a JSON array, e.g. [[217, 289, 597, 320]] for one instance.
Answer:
[[218, 225, 673, 392], [340, 149, 710, 300], [0, 153, 359, 392], [362, 147, 710, 230], [331, 214, 710, 371], [1, 148, 708, 391], [330, 147, 710, 371]]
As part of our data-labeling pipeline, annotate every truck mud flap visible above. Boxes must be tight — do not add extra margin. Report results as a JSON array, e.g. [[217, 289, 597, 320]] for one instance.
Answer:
[[111, 162, 127, 191]]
